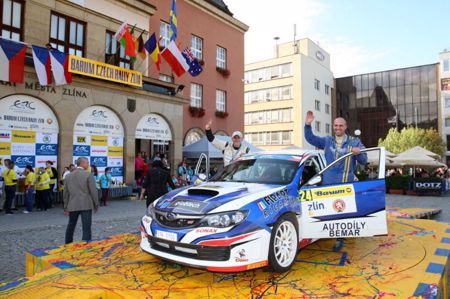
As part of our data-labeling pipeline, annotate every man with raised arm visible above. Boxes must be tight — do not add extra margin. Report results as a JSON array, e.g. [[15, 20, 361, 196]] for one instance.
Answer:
[[205, 120, 250, 166], [304, 111, 368, 185]]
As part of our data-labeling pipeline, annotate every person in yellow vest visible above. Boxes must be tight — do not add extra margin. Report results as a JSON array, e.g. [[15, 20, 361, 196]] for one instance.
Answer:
[[46, 161, 57, 208], [2, 161, 17, 214], [36, 167, 51, 211], [24, 165, 36, 213]]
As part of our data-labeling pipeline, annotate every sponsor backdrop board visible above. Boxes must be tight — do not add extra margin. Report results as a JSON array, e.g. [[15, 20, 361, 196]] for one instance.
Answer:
[[73, 106, 124, 183], [0, 95, 59, 171]]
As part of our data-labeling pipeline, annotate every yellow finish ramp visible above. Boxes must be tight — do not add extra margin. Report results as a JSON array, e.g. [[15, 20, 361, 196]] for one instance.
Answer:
[[0, 218, 449, 298]]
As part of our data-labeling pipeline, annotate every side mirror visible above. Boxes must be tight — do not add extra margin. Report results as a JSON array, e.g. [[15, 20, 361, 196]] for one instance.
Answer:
[[305, 175, 322, 186]]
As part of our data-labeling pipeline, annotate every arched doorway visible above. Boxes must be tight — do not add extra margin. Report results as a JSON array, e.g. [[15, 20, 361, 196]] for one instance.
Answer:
[[0, 94, 59, 171], [73, 105, 125, 183], [184, 127, 204, 146], [135, 113, 173, 160]]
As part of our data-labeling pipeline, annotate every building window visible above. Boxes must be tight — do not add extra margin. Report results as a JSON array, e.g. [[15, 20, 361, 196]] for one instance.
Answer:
[[444, 59, 450, 72], [105, 31, 132, 69], [315, 121, 321, 132], [184, 128, 204, 146], [159, 74, 174, 83], [50, 12, 85, 56], [216, 46, 226, 68], [325, 123, 330, 134], [445, 96, 450, 108], [325, 103, 330, 114], [216, 90, 226, 112], [315, 100, 320, 111], [446, 117, 450, 127], [190, 83, 203, 108], [325, 84, 330, 95], [191, 35, 203, 59], [314, 79, 320, 90], [245, 63, 292, 83], [1, 0, 24, 41], [447, 135, 450, 151], [160, 21, 170, 48]]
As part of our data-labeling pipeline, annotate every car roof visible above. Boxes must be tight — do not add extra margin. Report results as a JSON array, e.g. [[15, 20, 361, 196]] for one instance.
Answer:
[[243, 149, 323, 160]]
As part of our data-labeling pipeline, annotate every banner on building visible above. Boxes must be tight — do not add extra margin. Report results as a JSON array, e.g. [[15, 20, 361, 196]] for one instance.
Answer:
[[135, 113, 172, 141], [68, 55, 143, 87], [0, 95, 59, 173], [74, 106, 124, 137], [73, 134, 124, 184]]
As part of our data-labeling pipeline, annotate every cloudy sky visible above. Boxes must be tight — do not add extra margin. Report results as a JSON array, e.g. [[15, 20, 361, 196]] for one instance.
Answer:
[[225, 0, 450, 77]]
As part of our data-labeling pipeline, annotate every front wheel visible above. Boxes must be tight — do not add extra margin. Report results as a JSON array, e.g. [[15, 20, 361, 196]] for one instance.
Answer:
[[268, 214, 299, 272]]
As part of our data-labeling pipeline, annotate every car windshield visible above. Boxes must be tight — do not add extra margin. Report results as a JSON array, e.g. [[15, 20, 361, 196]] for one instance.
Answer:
[[211, 158, 299, 185]]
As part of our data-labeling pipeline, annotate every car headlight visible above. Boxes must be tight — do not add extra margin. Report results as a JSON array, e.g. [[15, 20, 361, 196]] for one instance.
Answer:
[[146, 203, 156, 218], [199, 210, 248, 228]]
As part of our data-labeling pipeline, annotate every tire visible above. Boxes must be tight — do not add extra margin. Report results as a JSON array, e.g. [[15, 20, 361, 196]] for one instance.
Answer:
[[268, 213, 299, 272]]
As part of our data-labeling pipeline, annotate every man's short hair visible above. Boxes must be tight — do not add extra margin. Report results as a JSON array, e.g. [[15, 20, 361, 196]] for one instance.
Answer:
[[76, 157, 88, 166]]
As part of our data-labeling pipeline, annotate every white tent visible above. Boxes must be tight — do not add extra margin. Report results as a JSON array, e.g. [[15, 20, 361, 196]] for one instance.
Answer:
[[390, 150, 445, 168], [396, 146, 441, 160]]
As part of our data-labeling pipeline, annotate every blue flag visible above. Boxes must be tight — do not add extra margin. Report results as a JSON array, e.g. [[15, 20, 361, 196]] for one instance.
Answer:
[[182, 48, 203, 77], [169, 0, 177, 41]]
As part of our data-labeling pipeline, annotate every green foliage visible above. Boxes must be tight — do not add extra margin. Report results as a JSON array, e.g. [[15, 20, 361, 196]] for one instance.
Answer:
[[378, 127, 445, 156]]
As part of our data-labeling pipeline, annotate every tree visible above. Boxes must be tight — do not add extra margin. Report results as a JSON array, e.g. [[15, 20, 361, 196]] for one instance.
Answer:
[[378, 127, 445, 156]]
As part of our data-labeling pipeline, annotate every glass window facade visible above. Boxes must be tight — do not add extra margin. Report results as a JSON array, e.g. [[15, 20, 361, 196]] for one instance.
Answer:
[[335, 64, 439, 147], [245, 131, 292, 146], [244, 63, 292, 84]]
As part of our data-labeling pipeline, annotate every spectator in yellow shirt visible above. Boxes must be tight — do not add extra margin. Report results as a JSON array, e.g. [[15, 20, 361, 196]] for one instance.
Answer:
[[46, 161, 57, 208], [24, 165, 36, 213], [36, 167, 51, 211], [2, 161, 17, 215]]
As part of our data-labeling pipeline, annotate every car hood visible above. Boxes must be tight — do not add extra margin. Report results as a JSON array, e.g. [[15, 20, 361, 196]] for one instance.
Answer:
[[154, 182, 281, 215]]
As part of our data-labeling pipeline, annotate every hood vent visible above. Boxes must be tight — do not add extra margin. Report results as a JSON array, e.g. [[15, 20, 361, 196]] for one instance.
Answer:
[[187, 188, 220, 197]]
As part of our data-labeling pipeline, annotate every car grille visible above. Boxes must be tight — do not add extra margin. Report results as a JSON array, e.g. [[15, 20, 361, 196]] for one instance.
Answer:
[[148, 235, 230, 261], [154, 210, 202, 228]]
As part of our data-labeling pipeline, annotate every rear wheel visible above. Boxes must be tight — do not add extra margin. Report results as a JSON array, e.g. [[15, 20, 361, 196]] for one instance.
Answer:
[[268, 214, 298, 272]]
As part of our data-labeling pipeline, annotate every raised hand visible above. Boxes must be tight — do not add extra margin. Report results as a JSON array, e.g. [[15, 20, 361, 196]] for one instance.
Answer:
[[205, 119, 212, 131], [305, 111, 314, 125]]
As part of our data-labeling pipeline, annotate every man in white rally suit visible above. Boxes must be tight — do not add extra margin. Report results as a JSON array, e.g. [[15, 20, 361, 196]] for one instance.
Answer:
[[205, 121, 250, 166]]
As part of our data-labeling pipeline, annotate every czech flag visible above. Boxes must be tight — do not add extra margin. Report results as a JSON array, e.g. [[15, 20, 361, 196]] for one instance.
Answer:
[[0, 38, 27, 83], [32, 45, 52, 86], [161, 40, 189, 77], [49, 50, 72, 86]]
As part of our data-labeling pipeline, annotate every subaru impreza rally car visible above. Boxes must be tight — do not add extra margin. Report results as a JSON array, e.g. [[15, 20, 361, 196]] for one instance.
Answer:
[[140, 148, 387, 272]]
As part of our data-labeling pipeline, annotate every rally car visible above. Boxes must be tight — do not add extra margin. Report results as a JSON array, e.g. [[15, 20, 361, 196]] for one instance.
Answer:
[[140, 147, 387, 272]]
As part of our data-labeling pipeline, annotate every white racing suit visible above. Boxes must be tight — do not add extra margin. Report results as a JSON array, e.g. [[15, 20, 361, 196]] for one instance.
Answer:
[[206, 129, 250, 166]]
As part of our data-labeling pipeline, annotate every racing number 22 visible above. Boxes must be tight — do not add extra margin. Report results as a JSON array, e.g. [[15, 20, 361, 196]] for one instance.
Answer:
[[299, 190, 313, 202]]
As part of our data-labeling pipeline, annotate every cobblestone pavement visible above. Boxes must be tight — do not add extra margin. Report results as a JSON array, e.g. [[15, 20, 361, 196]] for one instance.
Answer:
[[0, 194, 449, 283]]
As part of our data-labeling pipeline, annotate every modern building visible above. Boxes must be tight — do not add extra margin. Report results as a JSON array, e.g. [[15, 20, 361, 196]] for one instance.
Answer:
[[244, 39, 333, 150], [335, 64, 440, 149], [148, 0, 248, 146], [439, 50, 450, 165]]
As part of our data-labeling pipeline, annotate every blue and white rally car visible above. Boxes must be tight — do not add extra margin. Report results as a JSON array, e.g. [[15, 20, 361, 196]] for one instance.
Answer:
[[140, 148, 387, 272]]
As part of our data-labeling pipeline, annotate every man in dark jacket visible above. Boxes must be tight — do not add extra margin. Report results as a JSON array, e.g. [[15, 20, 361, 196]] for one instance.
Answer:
[[140, 160, 176, 207]]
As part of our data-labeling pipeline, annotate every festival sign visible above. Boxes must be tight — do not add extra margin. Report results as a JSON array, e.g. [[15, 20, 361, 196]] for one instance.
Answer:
[[68, 55, 143, 87], [135, 113, 172, 141], [0, 95, 59, 172], [73, 106, 124, 183], [0, 95, 59, 133]]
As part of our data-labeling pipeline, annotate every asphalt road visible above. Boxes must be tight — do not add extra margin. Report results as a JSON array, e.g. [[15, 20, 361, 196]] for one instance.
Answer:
[[0, 194, 448, 283]]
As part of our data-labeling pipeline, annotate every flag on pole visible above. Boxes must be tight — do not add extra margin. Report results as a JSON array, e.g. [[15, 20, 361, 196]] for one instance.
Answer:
[[136, 33, 146, 60], [169, 0, 177, 41], [114, 22, 136, 58], [32, 45, 52, 85], [144, 33, 161, 71], [161, 40, 189, 77], [0, 38, 27, 83], [49, 50, 72, 86], [182, 48, 203, 77]]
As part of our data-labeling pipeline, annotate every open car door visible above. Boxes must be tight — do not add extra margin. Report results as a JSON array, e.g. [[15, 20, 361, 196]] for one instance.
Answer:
[[299, 147, 387, 239]]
